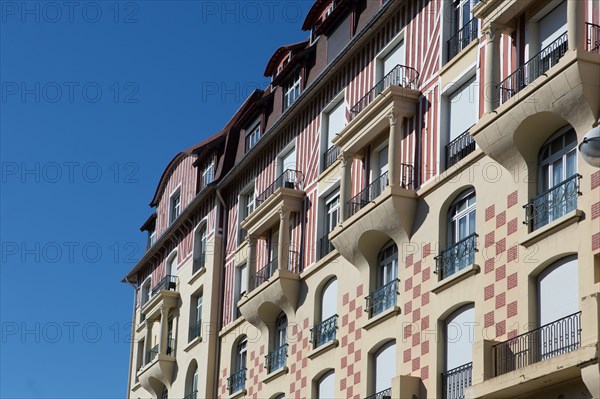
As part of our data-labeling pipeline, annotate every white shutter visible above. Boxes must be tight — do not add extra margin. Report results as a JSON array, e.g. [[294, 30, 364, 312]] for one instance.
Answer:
[[282, 147, 296, 172], [327, 101, 346, 145], [449, 77, 477, 141], [383, 40, 405, 74], [539, 1, 567, 49], [538, 256, 578, 326], [239, 264, 247, 295], [378, 146, 389, 176], [321, 279, 337, 320], [318, 372, 335, 399], [375, 342, 396, 392], [445, 305, 475, 370]]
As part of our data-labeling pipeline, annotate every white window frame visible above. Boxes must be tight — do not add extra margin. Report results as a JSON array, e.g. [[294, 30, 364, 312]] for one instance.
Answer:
[[169, 187, 181, 225], [320, 93, 345, 171], [238, 183, 256, 242], [324, 191, 340, 235], [448, 188, 476, 245], [141, 276, 152, 305], [202, 157, 215, 187], [375, 31, 405, 82], [245, 119, 261, 152], [283, 71, 302, 110], [377, 241, 398, 287], [236, 337, 248, 371], [166, 249, 178, 277]]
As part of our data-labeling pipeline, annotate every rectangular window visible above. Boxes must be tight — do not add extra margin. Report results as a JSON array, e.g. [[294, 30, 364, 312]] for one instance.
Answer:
[[448, 77, 477, 141], [202, 158, 215, 187], [238, 187, 255, 242], [235, 263, 247, 318], [324, 192, 340, 234], [322, 100, 345, 170], [327, 14, 351, 63], [170, 190, 181, 225], [147, 230, 156, 250], [245, 121, 261, 152], [283, 73, 302, 111]]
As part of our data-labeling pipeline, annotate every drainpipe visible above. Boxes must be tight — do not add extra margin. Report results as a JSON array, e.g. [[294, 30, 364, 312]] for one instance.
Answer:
[[124, 277, 138, 399], [214, 188, 228, 399]]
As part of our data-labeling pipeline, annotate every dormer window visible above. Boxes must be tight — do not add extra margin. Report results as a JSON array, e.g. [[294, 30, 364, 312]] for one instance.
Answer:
[[147, 229, 156, 250], [169, 189, 181, 225], [283, 72, 302, 111], [202, 157, 215, 187], [245, 120, 261, 152]]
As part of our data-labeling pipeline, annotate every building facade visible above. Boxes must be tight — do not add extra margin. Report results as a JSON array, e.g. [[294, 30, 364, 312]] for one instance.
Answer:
[[124, 0, 600, 398]]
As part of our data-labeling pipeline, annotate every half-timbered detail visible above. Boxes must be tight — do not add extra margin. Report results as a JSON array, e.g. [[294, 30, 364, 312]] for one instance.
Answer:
[[125, 1, 600, 398]]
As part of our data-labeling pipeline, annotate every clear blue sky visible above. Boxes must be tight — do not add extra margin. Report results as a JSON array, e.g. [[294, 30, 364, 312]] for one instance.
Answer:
[[0, 1, 311, 397]]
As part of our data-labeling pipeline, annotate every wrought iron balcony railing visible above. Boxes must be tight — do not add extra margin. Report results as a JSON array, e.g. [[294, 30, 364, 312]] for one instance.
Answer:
[[365, 279, 399, 318], [350, 64, 419, 119], [447, 18, 478, 61], [311, 314, 338, 348], [150, 275, 179, 298], [189, 320, 202, 341], [253, 258, 277, 289], [347, 164, 414, 218], [434, 233, 478, 280], [193, 252, 206, 274], [442, 362, 472, 399], [493, 312, 581, 376], [586, 22, 600, 53], [524, 174, 581, 231], [499, 32, 568, 104], [445, 128, 476, 169], [183, 391, 198, 399], [365, 387, 392, 399], [255, 169, 304, 206], [319, 233, 335, 260], [265, 344, 288, 373], [324, 145, 340, 170], [348, 172, 388, 218], [146, 344, 159, 364], [227, 367, 246, 394]]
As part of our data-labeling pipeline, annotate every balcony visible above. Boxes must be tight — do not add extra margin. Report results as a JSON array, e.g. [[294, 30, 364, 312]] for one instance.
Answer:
[[494, 312, 582, 376], [323, 145, 340, 171], [434, 234, 478, 281], [365, 279, 399, 318], [241, 169, 304, 238], [227, 368, 246, 395], [467, 311, 598, 398], [238, 251, 301, 328], [265, 344, 288, 374], [318, 234, 334, 260], [447, 18, 478, 62], [587, 22, 600, 53], [442, 362, 472, 399], [138, 337, 177, 397], [499, 33, 569, 105], [445, 128, 476, 169], [311, 315, 338, 348], [141, 275, 179, 321], [365, 388, 391, 399], [524, 174, 581, 232]]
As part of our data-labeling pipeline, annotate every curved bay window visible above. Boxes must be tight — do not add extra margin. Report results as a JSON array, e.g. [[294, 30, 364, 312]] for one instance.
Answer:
[[526, 128, 580, 231], [436, 189, 477, 280], [366, 241, 399, 317]]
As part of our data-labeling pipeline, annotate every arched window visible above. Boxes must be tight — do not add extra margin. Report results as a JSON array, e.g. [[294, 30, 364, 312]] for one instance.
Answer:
[[193, 224, 207, 273], [529, 128, 578, 230], [443, 304, 474, 399], [164, 251, 178, 292], [436, 189, 477, 279], [161, 387, 168, 399], [313, 278, 338, 347], [228, 336, 247, 394], [368, 241, 399, 317], [317, 371, 335, 399], [166, 251, 178, 277], [372, 341, 395, 396], [186, 362, 198, 399], [267, 312, 288, 373]]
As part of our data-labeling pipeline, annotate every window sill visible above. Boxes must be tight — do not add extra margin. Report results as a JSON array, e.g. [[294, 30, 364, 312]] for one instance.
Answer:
[[183, 336, 202, 353], [228, 389, 247, 399], [440, 39, 478, 75], [135, 319, 146, 333], [362, 305, 401, 331], [432, 264, 480, 294], [219, 315, 246, 338], [263, 366, 288, 383], [519, 209, 583, 248], [131, 381, 142, 391], [188, 266, 206, 285], [301, 248, 340, 280], [308, 339, 338, 359]]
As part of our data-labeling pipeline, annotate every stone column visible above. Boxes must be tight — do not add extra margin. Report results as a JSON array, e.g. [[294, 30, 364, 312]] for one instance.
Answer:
[[246, 234, 257, 290], [387, 111, 402, 187], [278, 207, 290, 271], [484, 23, 502, 112], [144, 320, 152, 363], [159, 306, 169, 356], [339, 153, 352, 221], [567, 0, 585, 51]]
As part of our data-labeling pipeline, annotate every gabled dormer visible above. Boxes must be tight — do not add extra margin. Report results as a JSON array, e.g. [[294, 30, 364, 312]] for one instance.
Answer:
[[264, 40, 314, 112]]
